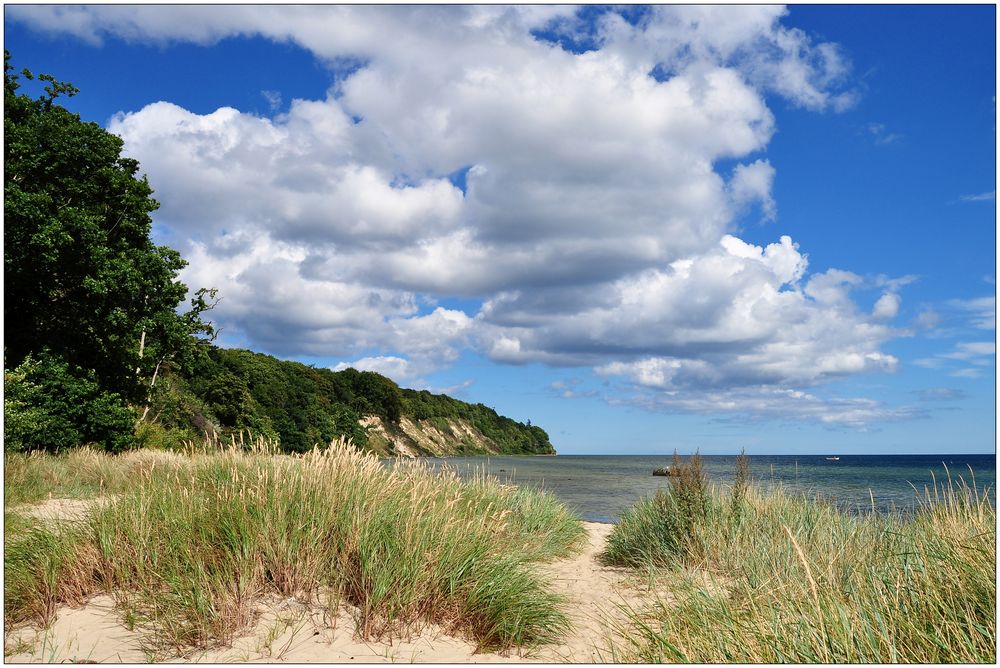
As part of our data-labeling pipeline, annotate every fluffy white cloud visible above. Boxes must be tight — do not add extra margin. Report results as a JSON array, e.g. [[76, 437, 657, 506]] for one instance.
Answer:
[[729, 159, 777, 221], [8, 5, 857, 117], [109, 37, 778, 296], [108, 101, 465, 249], [482, 234, 898, 390], [333, 356, 414, 381], [7, 5, 910, 427], [872, 292, 901, 319], [179, 232, 473, 364], [592, 5, 857, 111]]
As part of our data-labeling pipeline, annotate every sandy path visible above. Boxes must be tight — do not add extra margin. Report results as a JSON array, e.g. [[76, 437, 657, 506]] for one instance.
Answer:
[[10, 496, 116, 523], [530, 522, 647, 662], [5, 522, 647, 663]]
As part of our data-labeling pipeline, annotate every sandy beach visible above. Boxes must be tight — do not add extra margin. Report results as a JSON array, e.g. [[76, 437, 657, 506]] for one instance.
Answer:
[[5, 501, 652, 664]]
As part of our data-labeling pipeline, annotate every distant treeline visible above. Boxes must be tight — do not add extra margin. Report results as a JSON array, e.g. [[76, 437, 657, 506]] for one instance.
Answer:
[[148, 347, 553, 455]]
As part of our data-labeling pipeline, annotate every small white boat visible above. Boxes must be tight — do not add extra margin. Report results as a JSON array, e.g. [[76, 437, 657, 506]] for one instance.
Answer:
[[825, 456, 840, 461]]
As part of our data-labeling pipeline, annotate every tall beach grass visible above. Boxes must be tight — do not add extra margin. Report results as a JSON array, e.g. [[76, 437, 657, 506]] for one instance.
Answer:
[[4, 446, 127, 505], [604, 458, 996, 663], [4, 438, 585, 655]]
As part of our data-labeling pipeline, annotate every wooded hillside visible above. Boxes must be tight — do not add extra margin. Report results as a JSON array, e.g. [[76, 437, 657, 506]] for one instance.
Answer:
[[144, 346, 555, 455]]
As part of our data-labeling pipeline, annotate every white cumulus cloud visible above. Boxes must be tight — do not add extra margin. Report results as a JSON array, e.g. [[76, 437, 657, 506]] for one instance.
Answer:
[[872, 292, 901, 319], [6, 5, 915, 428]]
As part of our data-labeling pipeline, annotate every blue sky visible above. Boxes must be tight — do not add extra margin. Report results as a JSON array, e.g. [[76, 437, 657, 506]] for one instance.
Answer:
[[5, 5, 995, 454]]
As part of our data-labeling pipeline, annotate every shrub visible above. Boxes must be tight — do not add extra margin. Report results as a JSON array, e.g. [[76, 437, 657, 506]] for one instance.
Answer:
[[133, 420, 197, 452], [729, 449, 751, 521], [671, 451, 710, 526], [602, 451, 713, 567], [4, 352, 135, 453], [602, 489, 687, 567]]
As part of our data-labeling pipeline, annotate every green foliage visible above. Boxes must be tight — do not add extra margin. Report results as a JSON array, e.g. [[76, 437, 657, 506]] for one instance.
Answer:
[[336, 367, 403, 422], [4, 523, 93, 629], [6, 53, 182, 401], [608, 471, 996, 664], [601, 452, 713, 567], [4, 52, 215, 452], [133, 421, 195, 452], [146, 346, 553, 455], [140, 372, 217, 440], [4, 353, 135, 453], [730, 449, 751, 520], [601, 489, 687, 567], [4, 445, 584, 654], [671, 451, 710, 528], [183, 348, 375, 452]]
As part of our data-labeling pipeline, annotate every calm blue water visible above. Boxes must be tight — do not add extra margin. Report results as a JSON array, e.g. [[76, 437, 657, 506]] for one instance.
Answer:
[[413, 454, 996, 523]]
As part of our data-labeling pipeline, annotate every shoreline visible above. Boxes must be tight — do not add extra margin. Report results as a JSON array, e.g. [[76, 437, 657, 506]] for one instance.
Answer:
[[5, 447, 995, 664], [397, 452, 998, 520]]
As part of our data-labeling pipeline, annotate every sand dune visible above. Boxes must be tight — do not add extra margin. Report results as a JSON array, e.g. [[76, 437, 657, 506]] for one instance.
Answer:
[[5, 520, 655, 663]]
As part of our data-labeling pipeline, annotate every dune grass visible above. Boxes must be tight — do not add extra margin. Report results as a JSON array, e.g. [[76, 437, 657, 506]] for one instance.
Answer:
[[4, 447, 124, 505], [604, 460, 996, 663], [4, 439, 585, 655], [4, 521, 101, 632]]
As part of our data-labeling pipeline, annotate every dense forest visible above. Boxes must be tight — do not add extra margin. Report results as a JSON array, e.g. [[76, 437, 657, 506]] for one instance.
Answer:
[[145, 346, 554, 455], [3, 52, 552, 457]]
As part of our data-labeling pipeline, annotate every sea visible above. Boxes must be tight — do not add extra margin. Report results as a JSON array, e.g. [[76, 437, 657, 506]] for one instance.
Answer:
[[414, 454, 996, 524]]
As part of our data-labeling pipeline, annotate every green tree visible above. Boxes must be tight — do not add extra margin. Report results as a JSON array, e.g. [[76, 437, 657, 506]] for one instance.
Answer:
[[4, 353, 135, 453], [4, 52, 213, 449]]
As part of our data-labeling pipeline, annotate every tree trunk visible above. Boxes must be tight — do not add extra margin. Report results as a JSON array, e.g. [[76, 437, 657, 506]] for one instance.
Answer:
[[137, 358, 163, 424], [135, 329, 146, 375]]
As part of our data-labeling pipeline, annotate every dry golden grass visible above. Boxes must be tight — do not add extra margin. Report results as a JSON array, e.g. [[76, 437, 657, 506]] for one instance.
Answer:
[[5, 438, 585, 656], [606, 472, 996, 663]]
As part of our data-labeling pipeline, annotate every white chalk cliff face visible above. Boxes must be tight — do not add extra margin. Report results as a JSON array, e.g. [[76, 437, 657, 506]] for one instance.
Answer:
[[360, 415, 549, 457], [10, 5, 910, 426]]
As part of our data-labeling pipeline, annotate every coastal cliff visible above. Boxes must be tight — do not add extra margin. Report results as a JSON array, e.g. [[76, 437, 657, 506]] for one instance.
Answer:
[[146, 346, 555, 455], [362, 415, 546, 457]]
